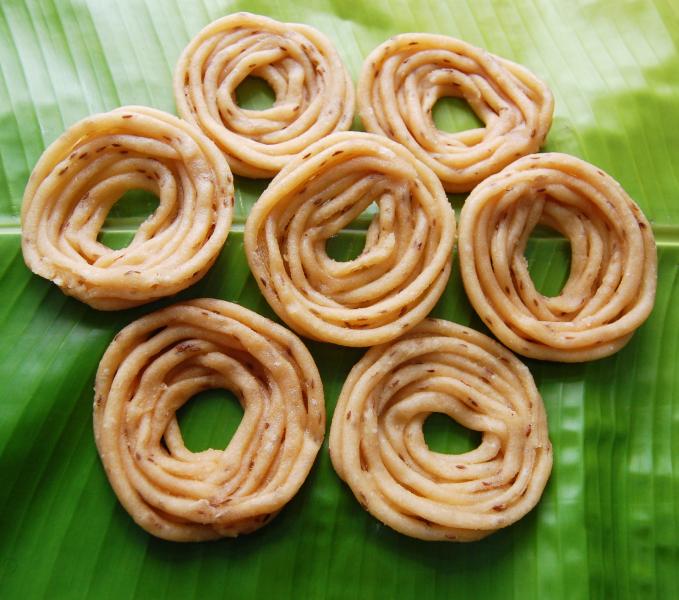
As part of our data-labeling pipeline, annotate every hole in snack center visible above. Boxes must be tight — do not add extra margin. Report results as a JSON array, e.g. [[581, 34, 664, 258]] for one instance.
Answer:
[[432, 96, 484, 134], [235, 76, 276, 110], [97, 189, 160, 250], [177, 389, 244, 452], [524, 224, 572, 296], [423, 413, 480, 454], [326, 201, 378, 262]]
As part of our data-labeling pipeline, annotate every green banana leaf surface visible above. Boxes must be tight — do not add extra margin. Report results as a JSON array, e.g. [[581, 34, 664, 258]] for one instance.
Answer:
[[1, 0, 679, 598]]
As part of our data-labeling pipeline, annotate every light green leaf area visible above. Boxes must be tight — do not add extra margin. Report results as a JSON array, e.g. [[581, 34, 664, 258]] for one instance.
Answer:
[[1, 1, 678, 599]]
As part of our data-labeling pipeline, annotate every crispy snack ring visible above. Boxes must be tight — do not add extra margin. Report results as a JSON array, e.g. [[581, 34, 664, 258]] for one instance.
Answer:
[[21, 106, 233, 310], [244, 131, 456, 347], [93, 299, 325, 542], [329, 318, 552, 541], [174, 12, 355, 178], [358, 33, 553, 192], [459, 153, 657, 362]]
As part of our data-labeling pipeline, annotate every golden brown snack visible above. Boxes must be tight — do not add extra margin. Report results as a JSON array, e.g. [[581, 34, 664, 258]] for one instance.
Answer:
[[244, 131, 456, 347], [329, 318, 552, 541], [21, 106, 233, 310], [93, 299, 325, 542], [174, 12, 355, 178], [458, 153, 657, 361], [359, 33, 553, 192]]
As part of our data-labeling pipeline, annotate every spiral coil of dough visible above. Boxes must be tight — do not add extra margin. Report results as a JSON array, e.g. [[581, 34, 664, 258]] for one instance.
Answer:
[[244, 131, 456, 347], [94, 299, 325, 542], [458, 153, 657, 361], [329, 318, 552, 541], [21, 106, 233, 310], [174, 12, 355, 178], [358, 33, 553, 192]]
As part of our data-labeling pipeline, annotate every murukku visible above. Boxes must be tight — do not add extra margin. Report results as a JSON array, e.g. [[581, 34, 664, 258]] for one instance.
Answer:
[[358, 33, 553, 192], [93, 299, 325, 542], [21, 106, 233, 310], [244, 131, 456, 347], [329, 318, 552, 541], [174, 12, 355, 178], [458, 153, 657, 362]]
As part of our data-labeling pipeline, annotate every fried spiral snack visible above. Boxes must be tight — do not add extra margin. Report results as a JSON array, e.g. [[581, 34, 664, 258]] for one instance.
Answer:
[[94, 299, 325, 542], [329, 318, 552, 541], [21, 106, 233, 310], [244, 131, 456, 347], [358, 33, 553, 192], [459, 153, 657, 362], [174, 12, 355, 178]]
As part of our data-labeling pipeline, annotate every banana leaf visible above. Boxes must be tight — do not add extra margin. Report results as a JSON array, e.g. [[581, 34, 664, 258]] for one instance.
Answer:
[[1, 1, 678, 598]]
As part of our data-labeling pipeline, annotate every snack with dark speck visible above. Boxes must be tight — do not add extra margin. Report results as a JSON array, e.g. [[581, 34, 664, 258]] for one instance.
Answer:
[[94, 299, 325, 541], [329, 318, 552, 541]]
